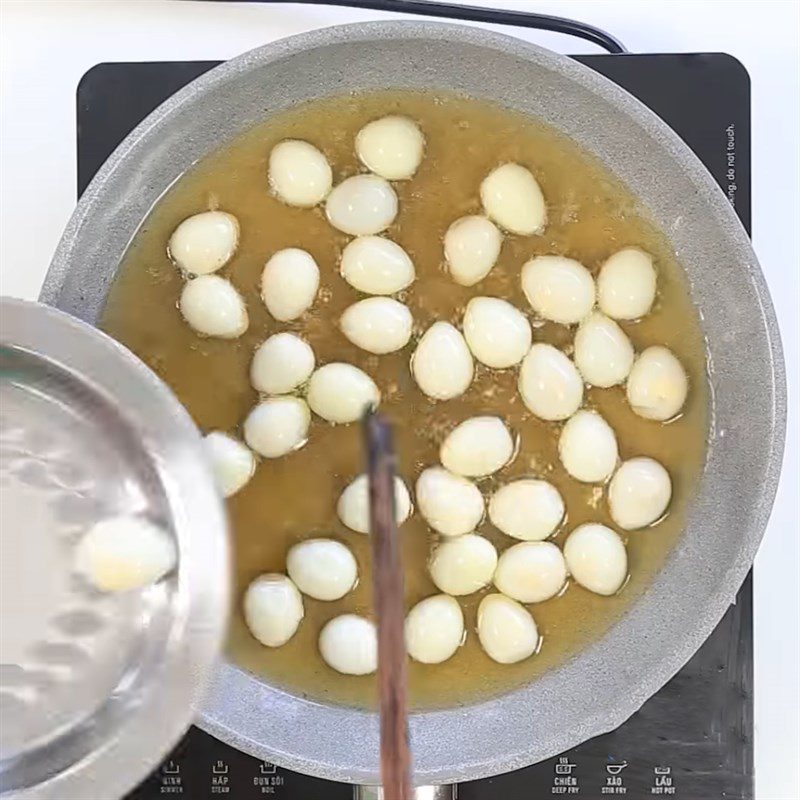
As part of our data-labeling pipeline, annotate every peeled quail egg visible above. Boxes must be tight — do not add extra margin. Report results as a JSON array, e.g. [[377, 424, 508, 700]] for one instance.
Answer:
[[477, 593, 539, 664], [179, 275, 248, 338], [243, 397, 310, 458], [558, 410, 618, 483], [286, 538, 358, 601], [243, 573, 304, 647], [340, 297, 413, 354], [250, 332, 315, 395], [168, 210, 239, 276], [268, 140, 332, 207], [260, 248, 320, 322], [428, 533, 498, 596], [405, 594, 464, 664], [336, 473, 412, 534], [355, 116, 425, 180], [493, 541, 567, 604], [443, 215, 503, 286], [626, 346, 688, 421], [203, 431, 255, 498], [480, 163, 546, 235], [75, 515, 176, 592], [488, 479, 564, 542], [306, 363, 380, 423], [415, 466, 484, 538], [521, 255, 595, 324], [518, 343, 583, 421], [411, 322, 474, 400], [573, 311, 635, 388], [440, 416, 514, 477], [326, 175, 398, 236], [319, 614, 377, 675], [339, 236, 415, 295], [563, 523, 627, 596], [608, 457, 672, 530], [597, 247, 657, 320], [462, 296, 532, 368]]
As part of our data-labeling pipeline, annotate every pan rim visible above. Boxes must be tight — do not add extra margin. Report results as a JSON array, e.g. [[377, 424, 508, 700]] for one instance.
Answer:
[[41, 20, 786, 786]]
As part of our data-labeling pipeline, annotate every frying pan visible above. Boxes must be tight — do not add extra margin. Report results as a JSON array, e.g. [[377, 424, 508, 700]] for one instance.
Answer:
[[40, 21, 786, 786]]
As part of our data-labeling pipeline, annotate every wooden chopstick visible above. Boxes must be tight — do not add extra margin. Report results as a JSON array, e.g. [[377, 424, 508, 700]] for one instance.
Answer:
[[363, 409, 412, 800]]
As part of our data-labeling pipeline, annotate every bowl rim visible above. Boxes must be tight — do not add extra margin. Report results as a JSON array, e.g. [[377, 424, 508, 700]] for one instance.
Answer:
[[1, 298, 230, 799]]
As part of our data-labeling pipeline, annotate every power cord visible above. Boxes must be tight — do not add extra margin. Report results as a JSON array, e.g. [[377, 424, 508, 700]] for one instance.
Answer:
[[198, 0, 628, 54]]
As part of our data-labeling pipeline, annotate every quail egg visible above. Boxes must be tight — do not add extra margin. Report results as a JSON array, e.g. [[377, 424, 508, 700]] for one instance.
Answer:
[[306, 363, 380, 423], [440, 416, 515, 477], [260, 248, 320, 322], [339, 236, 415, 295], [75, 515, 176, 593], [608, 457, 672, 530], [488, 479, 564, 542], [268, 140, 332, 207], [480, 163, 546, 235], [243, 397, 310, 458], [250, 332, 315, 395], [429, 533, 498, 596], [493, 541, 567, 604], [477, 593, 539, 664], [337, 473, 413, 534], [626, 345, 688, 421], [521, 255, 595, 325], [573, 311, 634, 388], [319, 614, 377, 675], [518, 343, 583, 421], [415, 466, 484, 537], [340, 297, 413, 354], [168, 210, 239, 276], [405, 594, 465, 664], [244, 573, 304, 647], [355, 115, 425, 180], [179, 275, 248, 338], [462, 296, 532, 369], [443, 215, 503, 286], [326, 175, 398, 236], [558, 410, 619, 484], [563, 523, 627, 596], [286, 538, 358, 601], [411, 322, 474, 401], [597, 247, 657, 320], [203, 431, 256, 498]]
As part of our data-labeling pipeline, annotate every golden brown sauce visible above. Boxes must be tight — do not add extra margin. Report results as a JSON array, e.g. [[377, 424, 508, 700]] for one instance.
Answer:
[[102, 91, 708, 710]]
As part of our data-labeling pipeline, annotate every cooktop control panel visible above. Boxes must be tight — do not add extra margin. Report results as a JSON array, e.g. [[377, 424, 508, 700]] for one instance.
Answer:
[[131, 725, 688, 798]]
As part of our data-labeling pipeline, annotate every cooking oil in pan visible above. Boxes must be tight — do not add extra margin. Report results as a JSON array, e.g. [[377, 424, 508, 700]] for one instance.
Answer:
[[102, 91, 708, 710]]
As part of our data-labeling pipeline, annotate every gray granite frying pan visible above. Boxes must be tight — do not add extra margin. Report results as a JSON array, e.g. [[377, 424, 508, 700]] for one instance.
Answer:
[[40, 22, 786, 787]]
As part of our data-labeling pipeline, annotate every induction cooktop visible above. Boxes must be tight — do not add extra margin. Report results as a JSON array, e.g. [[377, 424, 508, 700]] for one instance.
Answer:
[[75, 50, 752, 800]]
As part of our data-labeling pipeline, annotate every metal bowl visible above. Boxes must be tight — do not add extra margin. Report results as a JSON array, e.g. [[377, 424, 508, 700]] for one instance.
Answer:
[[40, 22, 786, 786], [0, 298, 230, 798]]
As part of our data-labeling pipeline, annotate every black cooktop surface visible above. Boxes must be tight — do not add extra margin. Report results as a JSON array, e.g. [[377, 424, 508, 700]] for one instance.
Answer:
[[76, 52, 752, 800]]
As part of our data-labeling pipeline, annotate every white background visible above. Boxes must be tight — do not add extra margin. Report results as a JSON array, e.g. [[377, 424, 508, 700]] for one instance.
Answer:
[[1, 1, 798, 797]]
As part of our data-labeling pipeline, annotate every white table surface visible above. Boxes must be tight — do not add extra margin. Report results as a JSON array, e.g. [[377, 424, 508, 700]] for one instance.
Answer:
[[1, 1, 798, 797]]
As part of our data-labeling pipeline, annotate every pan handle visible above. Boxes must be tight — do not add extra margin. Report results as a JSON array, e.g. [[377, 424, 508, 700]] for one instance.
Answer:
[[354, 785, 455, 799]]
